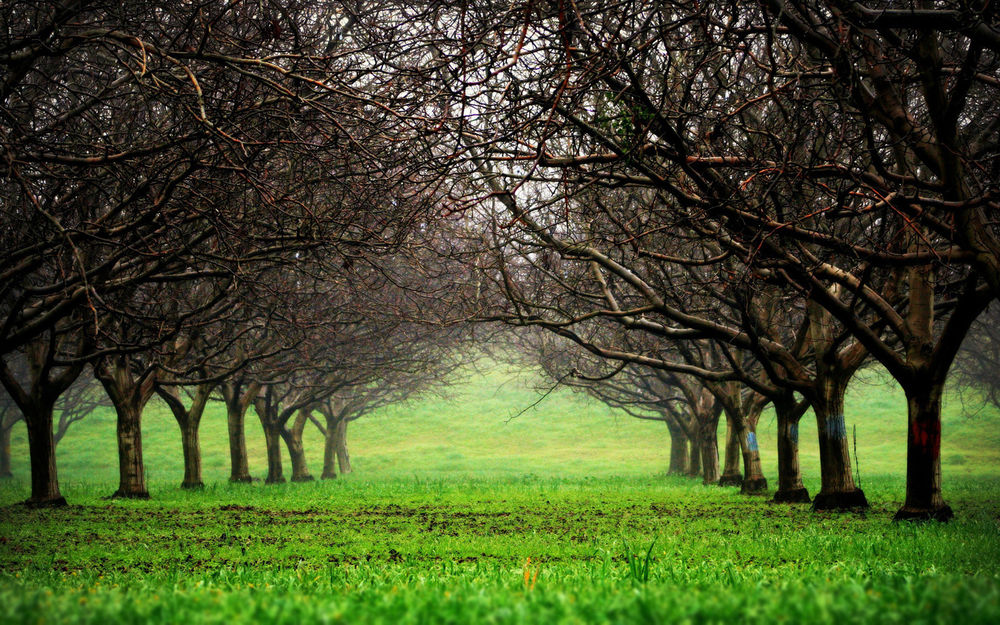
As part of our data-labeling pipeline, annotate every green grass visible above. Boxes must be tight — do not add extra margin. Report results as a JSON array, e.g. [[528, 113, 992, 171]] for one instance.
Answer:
[[1, 362, 999, 623]]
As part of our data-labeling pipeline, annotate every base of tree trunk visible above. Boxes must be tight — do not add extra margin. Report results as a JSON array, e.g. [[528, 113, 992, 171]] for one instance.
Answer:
[[740, 477, 768, 495], [180, 481, 205, 490], [111, 490, 150, 500], [717, 473, 743, 487], [772, 487, 811, 504], [1, 472, 13, 479], [23, 496, 68, 508], [291, 475, 315, 482], [321, 472, 337, 480], [893, 504, 954, 522], [811, 488, 868, 512], [265, 477, 286, 485], [229, 475, 255, 484]]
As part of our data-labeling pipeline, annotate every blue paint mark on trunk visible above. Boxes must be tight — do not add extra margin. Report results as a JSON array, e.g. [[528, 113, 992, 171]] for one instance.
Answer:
[[825, 414, 847, 440], [747, 432, 759, 452], [789, 423, 799, 445]]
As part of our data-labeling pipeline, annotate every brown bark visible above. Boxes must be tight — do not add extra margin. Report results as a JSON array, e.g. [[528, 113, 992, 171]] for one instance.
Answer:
[[810, 375, 867, 511], [227, 405, 252, 482], [222, 381, 259, 483], [158, 383, 213, 490], [24, 405, 65, 506], [262, 423, 285, 484], [701, 421, 719, 484], [683, 386, 720, 484], [111, 401, 148, 498], [335, 418, 351, 475], [718, 419, 743, 487], [737, 424, 768, 495], [254, 390, 303, 484], [179, 422, 202, 489], [666, 420, 689, 475], [893, 259, 953, 521], [96, 358, 154, 499], [686, 432, 702, 478], [281, 410, 314, 482], [736, 400, 768, 496], [0, 424, 13, 478], [322, 416, 337, 479], [772, 397, 810, 503], [895, 383, 952, 521]]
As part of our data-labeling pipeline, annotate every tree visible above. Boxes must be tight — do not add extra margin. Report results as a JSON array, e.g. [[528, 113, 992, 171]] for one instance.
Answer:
[[0, 360, 103, 481], [0, 328, 86, 505]]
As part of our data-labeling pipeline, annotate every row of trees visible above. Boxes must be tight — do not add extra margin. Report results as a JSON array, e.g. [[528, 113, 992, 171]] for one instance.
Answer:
[[3, 1, 999, 521], [413, 0, 1000, 521], [0, 1, 471, 504], [0, 246, 469, 499]]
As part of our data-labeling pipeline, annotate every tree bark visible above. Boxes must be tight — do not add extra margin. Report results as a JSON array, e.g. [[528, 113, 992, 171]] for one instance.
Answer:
[[24, 404, 65, 506], [772, 397, 810, 503], [112, 402, 149, 499], [281, 410, 314, 482], [895, 382, 952, 521], [666, 421, 689, 475], [158, 383, 213, 490], [335, 418, 351, 475], [700, 418, 720, 485], [892, 258, 957, 521], [322, 415, 338, 479], [226, 400, 252, 483], [736, 423, 768, 495], [0, 425, 13, 478], [718, 419, 743, 487], [96, 359, 154, 500], [222, 381, 259, 483], [227, 406, 252, 482], [262, 423, 285, 484], [179, 421, 203, 489], [686, 430, 702, 478], [811, 376, 867, 511]]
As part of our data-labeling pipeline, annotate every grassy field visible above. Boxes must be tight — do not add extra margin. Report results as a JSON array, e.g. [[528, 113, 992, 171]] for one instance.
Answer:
[[1, 362, 999, 623]]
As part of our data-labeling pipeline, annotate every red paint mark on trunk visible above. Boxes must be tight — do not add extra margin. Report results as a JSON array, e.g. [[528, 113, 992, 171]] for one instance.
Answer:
[[912, 418, 941, 454]]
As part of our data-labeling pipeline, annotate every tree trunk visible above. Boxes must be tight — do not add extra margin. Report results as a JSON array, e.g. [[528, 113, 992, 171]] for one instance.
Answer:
[[335, 418, 351, 475], [737, 423, 768, 495], [158, 383, 213, 490], [322, 416, 338, 479], [262, 423, 285, 484], [895, 383, 952, 521], [281, 411, 314, 482], [700, 420, 720, 485], [811, 376, 867, 511], [95, 358, 154, 500], [24, 405, 65, 506], [686, 430, 702, 478], [226, 401, 252, 483], [179, 421, 203, 489], [772, 399, 810, 503], [112, 402, 149, 499], [0, 425, 13, 478], [666, 421, 689, 475], [718, 419, 743, 487]]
